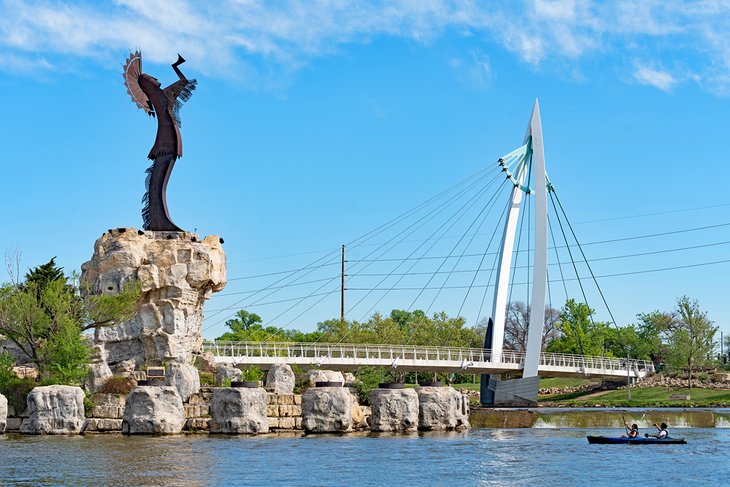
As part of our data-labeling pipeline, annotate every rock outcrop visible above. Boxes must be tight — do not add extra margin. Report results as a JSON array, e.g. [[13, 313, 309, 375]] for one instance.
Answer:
[[20, 385, 86, 435], [303, 369, 344, 387], [215, 364, 242, 385], [369, 388, 419, 432], [81, 228, 226, 369], [0, 393, 6, 434], [166, 362, 200, 402], [266, 364, 295, 394], [122, 386, 185, 434], [85, 343, 113, 393], [301, 386, 352, 433], [210, 387, 268, 434], [416, 386, 470, 431]]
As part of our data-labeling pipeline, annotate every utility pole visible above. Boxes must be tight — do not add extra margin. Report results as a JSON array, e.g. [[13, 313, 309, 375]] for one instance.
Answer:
[[341, 244, 345, 323]]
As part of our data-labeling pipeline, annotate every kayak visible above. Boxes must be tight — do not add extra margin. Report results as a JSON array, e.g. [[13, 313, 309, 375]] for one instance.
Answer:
[[587, 435, 687, 445]]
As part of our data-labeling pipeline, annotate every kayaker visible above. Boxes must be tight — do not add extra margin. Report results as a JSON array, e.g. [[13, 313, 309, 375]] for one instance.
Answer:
[[622, 423, 639, 438], [651, 422, 669, 438]]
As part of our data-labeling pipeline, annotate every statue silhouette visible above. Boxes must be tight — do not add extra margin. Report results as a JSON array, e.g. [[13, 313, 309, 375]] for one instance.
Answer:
[[123, 51, 197, 231]]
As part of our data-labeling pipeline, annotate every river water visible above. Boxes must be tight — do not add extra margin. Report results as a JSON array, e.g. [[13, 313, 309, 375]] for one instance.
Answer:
[[1, 429, 728, 486]]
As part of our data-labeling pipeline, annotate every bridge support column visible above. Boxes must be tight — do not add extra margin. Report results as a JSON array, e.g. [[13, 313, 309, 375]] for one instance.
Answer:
[[481, 99, 547, 407]]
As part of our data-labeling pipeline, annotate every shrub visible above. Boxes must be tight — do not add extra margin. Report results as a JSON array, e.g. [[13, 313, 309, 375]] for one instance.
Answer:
[[0, 350, 19, 390], [84, 396, 95, 416], [199, 371, 215, 386], [1, 378, 35, 415], [99, 376, 135, 395], [354, 367, 396, 405], [242, 365, 264, 382]]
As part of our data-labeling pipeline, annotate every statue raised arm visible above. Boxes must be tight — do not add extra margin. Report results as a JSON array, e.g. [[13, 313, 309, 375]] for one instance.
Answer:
[[123, 51, 197, 231]]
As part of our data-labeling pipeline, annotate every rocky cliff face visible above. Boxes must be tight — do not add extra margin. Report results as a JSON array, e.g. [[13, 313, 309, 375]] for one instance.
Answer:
[[81, 228, 226, 370]]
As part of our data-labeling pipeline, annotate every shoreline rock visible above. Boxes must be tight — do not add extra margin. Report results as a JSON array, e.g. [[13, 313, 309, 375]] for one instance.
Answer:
[[19, 385, 86, 435], [369, 388, 418, 432], [0, 393, 7, 434], [122, 386, 185, 434], [210, 387, 268, 434], [416, 386, 470, 431], [301, 387, 352, 434]]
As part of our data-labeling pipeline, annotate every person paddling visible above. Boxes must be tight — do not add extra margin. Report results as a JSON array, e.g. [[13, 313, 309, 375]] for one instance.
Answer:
[[622, 423, 639, 438], [649, 422, 669, 438]]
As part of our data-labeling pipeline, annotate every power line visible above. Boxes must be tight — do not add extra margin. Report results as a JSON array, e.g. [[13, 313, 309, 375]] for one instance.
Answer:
[[227, 263, 340, 280], [343, 222, 730, 263], [204, 166, 497, 335], [222, 202, 730, 266], [326, 240, 730, 278], [214, 276, 340, 297], [574, 202, 730, 225], [341, 256, 730, 292]]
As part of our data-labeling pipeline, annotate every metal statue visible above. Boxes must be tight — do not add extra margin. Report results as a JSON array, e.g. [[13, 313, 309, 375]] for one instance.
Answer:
[[123, 51, 197, 231]]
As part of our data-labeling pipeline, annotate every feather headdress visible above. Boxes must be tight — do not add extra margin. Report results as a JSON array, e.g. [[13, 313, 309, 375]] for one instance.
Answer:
[[123, 50, 151, 114]]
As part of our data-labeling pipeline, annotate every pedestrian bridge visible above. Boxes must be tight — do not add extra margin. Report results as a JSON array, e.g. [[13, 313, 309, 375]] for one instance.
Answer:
[[203, 341, 654, 379]]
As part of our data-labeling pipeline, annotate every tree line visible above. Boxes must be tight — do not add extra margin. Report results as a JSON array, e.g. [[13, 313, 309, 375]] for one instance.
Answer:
[[217, 296, 720, 389]]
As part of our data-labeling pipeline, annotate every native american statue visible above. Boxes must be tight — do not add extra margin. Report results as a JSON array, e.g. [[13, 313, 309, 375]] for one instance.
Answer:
[[123, 51, 197, 231]]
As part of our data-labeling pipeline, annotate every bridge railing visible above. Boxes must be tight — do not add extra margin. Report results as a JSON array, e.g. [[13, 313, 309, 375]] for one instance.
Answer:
[[202, 341, 654, 374]]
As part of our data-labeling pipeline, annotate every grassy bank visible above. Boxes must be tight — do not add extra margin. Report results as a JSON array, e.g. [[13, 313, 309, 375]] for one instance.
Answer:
[[454, 378, 730, 407], [540, 387, 730, 407]]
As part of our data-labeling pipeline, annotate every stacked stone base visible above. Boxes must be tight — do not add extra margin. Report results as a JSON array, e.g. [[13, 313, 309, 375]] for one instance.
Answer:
[[267, 393, 303, 430], [1, 374, 469, 436]]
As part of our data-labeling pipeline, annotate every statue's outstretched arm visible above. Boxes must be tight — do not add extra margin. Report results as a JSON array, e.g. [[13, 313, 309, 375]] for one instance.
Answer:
[[164, 54, 189, 98], [172, 54, 187, 82]]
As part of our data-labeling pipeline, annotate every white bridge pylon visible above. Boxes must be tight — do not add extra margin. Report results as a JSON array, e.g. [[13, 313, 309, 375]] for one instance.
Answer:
[[491, 99, 548, 377]]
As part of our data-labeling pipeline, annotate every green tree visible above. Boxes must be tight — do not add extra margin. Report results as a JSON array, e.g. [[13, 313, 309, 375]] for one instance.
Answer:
[[24, 257, 65, 290], [0, 258, 141, 384], [545, 299, 610, 356], [664, 296, 717, 389]]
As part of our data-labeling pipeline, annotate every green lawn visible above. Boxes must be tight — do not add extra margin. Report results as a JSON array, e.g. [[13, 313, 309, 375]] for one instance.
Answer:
[[539, 377, 597, 389], [543, 387, 730, 407]]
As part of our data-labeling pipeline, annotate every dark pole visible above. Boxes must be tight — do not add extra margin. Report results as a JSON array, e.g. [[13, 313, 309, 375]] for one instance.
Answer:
[[341, 244, 345, 323]]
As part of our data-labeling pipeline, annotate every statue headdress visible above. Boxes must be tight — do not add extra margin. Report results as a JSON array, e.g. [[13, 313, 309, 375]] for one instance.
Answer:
[[123, 50, 152, 115]]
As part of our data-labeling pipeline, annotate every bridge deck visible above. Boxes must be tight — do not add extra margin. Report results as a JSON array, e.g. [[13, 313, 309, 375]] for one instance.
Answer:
[[204, 341, 654, 379]]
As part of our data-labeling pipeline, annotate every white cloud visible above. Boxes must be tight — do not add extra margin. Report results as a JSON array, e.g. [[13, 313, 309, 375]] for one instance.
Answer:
[[633, 65, 677, 91], [0, 0, 730, 94]]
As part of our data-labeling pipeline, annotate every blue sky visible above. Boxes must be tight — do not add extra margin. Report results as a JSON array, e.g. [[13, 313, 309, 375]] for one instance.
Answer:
[[1, 0, 729, 342]]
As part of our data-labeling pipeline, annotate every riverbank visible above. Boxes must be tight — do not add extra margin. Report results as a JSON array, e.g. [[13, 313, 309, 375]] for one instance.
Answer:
[[469, 407, 730, 428]]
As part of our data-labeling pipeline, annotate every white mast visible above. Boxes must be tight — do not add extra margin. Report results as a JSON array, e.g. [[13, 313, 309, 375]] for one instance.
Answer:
[[490, 99, 548, 377]]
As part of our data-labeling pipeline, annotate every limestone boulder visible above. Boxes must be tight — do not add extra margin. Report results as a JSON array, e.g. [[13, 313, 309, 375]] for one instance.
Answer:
[[19, 385, 85, 435], [303, 369, 344, 387], [216, 364, 242, 385], [369, 388, 419, 432], [301, 387, 352, 433], [166, 362, 200, 402], [210, 387, 268, 434], [416, 386, 470, 431], [196, 351, 217, 373], [0, 393, 7, 434], [86, 344, 113, 393], [87, 360, 113, 393], [122, 386, 185, 434], [81, 228, 226, 368], [266, 364, 295, 394]]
